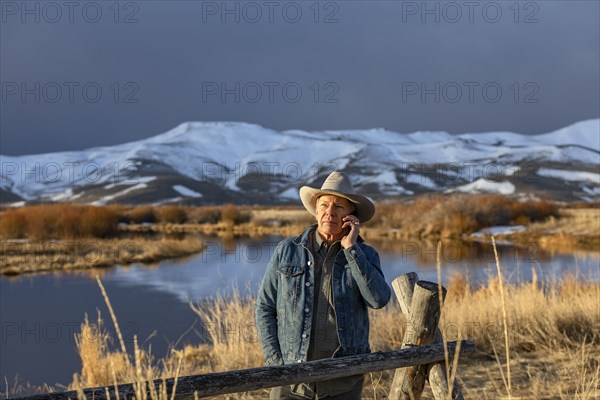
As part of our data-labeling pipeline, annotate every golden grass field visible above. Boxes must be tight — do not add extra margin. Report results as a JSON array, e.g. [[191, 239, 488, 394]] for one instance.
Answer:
[[54, 268, 599, 400]]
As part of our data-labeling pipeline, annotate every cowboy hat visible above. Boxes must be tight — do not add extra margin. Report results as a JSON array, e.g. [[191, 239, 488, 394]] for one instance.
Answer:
[[299, 171, 375, 223]]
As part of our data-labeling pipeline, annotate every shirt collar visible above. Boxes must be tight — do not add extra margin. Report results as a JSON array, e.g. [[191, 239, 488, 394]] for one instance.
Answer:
[[313, 230, 340, 252], [314, 230, 325, 252]]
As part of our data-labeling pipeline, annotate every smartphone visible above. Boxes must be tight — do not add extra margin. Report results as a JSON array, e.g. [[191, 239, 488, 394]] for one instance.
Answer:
[[344, 211, 358, 236]]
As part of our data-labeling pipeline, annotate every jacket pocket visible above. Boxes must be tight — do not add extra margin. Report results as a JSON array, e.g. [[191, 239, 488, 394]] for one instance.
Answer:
[[277, 264, 304, 277], [277, 264, 304, 300]]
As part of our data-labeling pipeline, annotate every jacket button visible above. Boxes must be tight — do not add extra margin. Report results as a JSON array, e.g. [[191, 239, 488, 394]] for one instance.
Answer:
[[302, 333, 308, 338], [305, 282, 311, 287], [304, 307, 310, 313], [351, 250, 356, 256], [307, 261, 312, 266], [297, 360, 302, 363]]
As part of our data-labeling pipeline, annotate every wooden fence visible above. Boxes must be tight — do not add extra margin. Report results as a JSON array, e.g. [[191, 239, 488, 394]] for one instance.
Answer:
[[12, 272, 473, 400]]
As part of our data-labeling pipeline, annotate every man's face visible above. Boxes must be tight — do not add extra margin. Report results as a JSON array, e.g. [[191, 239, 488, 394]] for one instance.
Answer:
[[315, 195, 355, 238]]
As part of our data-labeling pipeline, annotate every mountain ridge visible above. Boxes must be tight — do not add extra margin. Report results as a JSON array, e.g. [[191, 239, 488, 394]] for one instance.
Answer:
[[1, 119, 598, 205]]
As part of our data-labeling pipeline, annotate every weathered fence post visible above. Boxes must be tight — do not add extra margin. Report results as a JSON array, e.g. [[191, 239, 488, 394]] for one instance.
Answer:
[[388, 273, 463, 400], [393, 273, 464, 399]]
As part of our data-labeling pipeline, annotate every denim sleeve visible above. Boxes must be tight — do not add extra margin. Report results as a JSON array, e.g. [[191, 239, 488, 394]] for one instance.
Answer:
[[255, 243, 284, 366], [343, 244, 391, 309]]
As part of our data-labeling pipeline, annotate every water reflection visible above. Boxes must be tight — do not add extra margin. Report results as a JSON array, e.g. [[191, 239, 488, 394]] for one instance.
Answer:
[[97, 233, 600, 302], [108, 234, 282, 303]]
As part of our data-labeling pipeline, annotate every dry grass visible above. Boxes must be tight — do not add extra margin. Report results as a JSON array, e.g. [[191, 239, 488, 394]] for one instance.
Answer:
[[509, 208, 600, 253], [51, 268, 600, 400], [0, 238, 205, 276], [369, 195, 560, 239], [70, 277, 195, 400], [190, 293, 264, 373]]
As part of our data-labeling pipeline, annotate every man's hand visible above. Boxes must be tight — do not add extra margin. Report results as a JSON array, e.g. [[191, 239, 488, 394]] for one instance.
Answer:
[[340, 215, 360, 249]]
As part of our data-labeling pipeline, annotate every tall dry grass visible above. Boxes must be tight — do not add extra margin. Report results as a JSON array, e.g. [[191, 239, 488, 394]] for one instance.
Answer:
[[66, 270, 600, 400], [70, 277, 207, 400], [190, 293, 264, 373]]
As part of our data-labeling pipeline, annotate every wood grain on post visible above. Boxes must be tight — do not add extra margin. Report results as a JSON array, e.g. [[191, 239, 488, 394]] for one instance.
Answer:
[[12, 341, 475, 400], [389, 280, 446, 400], [390, 273, 464, 400], [392, 272, 419, 314]]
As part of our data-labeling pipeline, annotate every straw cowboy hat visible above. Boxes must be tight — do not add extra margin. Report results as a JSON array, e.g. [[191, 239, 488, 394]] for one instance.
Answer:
[[299, 171, 376, 223]]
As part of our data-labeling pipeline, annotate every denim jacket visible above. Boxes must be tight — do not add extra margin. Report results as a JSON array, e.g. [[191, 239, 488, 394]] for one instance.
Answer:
[[255, 225, 391, 366]]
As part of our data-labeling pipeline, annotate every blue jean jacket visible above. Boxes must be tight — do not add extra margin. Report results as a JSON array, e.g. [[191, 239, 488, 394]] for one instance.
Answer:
[[255, 225, 391, 366]]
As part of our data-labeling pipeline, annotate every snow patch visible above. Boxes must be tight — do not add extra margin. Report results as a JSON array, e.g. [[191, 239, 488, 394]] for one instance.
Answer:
[[92, 183, 148, 205], [537, 168, 600, 184], [405, 174, 438, 189], [448, 179, 515, 195], [472, 225, 526, 237], [105, 176, 156, 190], [48, 188, 83, 202], [582, 186, 600, 195], [155, 197, 184, 205], [173, 185, 203, 198], [504, 165, 520, 176], [351, 171, 414, 195], [279, 187, 299, 199]]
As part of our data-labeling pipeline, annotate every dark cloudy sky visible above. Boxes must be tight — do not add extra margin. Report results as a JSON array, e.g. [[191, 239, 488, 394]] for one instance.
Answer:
[[1, 0, 599, 155]]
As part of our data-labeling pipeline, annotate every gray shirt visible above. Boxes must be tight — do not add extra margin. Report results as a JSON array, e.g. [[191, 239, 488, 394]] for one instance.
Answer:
[[291, 231, 362, 398]]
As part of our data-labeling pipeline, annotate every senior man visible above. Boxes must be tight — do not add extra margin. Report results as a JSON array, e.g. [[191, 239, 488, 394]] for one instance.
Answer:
[[255, 171, 391, 400]]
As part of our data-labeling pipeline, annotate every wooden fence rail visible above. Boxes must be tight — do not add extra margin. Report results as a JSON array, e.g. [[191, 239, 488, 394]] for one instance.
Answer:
[[12, 341, 474, 400]]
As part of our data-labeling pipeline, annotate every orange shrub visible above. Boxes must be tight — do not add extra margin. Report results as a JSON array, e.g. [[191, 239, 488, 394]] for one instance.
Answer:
[[0, 210, 27, 239], [126, 205, 157, 224], [187, 206, 221, 224], [509, 199, 559, 223], [0, 204, 119, 240], [56, 205, 85, 238], [156, 205, 187, 224], [81, 206, 119, 237], [220, 204, 250, 226], [25, 205, 58, 240]]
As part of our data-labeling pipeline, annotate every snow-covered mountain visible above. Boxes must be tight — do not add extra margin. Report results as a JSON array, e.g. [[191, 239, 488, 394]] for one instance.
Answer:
[[1, 119, 599, 205]]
